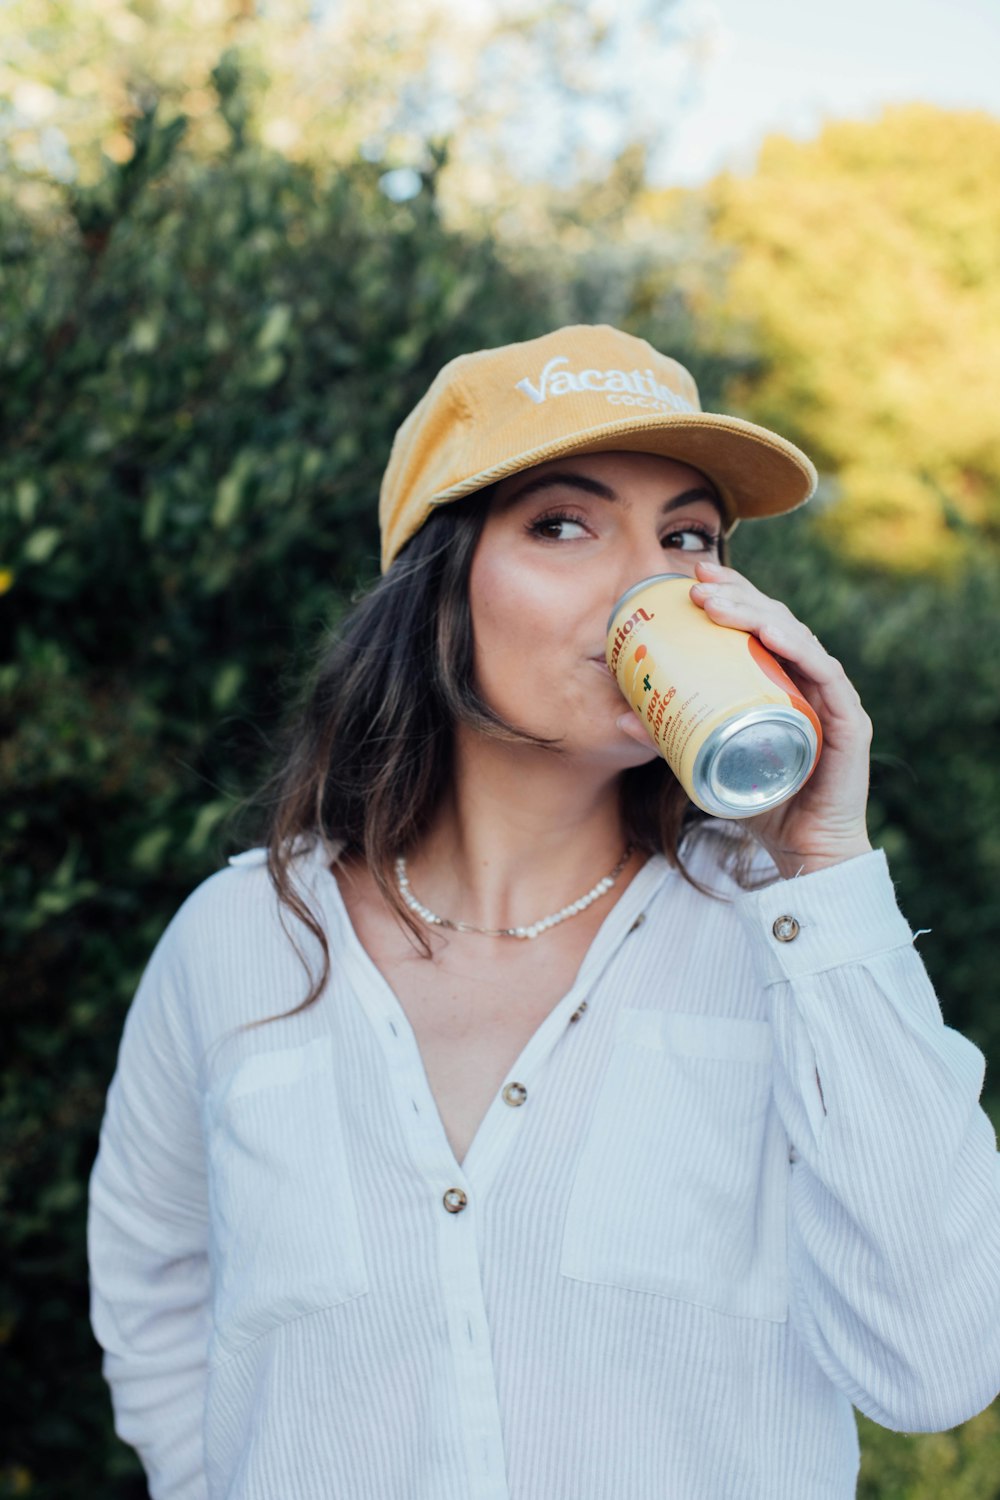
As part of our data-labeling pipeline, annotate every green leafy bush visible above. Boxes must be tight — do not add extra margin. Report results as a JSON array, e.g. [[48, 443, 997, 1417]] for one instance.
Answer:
[[857, 1407, 1000, 1500]]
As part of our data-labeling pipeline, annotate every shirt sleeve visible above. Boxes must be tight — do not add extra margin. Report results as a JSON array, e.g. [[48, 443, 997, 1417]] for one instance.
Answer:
[[87, 914, 210, 1500], [733, 847, 1000, 1432]]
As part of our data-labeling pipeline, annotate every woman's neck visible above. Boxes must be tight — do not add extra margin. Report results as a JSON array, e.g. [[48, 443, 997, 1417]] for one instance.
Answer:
[[406, 730, 635, 933]]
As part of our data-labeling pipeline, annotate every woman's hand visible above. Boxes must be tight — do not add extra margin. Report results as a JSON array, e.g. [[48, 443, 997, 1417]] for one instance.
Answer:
[[687, 558, 873, 879]]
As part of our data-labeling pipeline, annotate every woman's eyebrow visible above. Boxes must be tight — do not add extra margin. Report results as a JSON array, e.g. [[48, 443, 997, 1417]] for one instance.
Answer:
[[500, 469, 724, 518]]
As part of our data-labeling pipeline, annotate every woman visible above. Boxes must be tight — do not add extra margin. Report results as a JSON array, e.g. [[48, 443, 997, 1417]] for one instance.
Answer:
[[88, 325, 1000, 1500]]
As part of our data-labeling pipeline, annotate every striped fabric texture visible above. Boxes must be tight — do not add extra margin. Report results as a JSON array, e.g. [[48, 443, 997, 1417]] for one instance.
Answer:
[[87, 833, 1000, 1500]]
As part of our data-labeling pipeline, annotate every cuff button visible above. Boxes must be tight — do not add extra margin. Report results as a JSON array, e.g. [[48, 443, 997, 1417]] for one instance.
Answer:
[[772, 914, 800, 942]]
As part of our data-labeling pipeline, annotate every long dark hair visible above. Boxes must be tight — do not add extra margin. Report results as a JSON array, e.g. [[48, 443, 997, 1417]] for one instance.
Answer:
[[247, 490, 742, 1020]]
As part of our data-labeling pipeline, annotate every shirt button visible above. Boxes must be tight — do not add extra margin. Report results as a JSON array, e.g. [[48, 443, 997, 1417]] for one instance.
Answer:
[[569, 1000, 589, 1023], [502, 1081, 527, 1107], [772, 914, 800, 942], [442, 1187, 468, 1214]]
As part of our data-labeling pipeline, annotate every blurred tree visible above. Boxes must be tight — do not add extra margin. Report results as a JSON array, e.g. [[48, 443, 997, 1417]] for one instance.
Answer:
[[652, 105, 1000, 572], [857, 1405, 1000, 1499], [0, 0, 709, 228]]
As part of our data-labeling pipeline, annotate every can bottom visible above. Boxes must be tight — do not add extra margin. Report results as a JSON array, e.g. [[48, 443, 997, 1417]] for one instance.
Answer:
[[692, 708, 818, 818]]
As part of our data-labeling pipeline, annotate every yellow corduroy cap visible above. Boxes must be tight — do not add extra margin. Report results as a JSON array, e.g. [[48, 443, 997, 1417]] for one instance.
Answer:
[[379, 324, 818, 571]]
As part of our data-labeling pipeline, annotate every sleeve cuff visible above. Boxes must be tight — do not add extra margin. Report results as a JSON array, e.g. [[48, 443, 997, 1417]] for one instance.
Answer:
[[733, 848, 916, 984]]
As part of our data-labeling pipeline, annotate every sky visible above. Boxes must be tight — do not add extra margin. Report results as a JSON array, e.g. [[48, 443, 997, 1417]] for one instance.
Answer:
[[654, 0, 1000, 184]]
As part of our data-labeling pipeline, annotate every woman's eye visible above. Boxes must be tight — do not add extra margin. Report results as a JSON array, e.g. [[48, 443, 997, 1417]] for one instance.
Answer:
[[663, 528, 719, 553], [529, 515, 589, 541]]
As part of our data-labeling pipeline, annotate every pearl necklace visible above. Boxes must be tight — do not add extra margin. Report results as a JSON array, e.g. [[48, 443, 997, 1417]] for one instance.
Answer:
[[394, 846, 634, 940]]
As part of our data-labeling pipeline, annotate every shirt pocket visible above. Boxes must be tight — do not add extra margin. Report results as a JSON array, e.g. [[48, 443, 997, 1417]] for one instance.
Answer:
[[204, 1034, 368, 1366], [560, 1010, 788, 1321]]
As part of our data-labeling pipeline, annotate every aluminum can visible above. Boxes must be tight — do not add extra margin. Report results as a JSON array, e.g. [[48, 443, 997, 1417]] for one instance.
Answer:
[[606, 573, 822, 817]]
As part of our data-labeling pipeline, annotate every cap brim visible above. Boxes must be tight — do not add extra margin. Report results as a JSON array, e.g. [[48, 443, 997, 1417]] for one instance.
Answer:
[[427, 411, 817, 533]]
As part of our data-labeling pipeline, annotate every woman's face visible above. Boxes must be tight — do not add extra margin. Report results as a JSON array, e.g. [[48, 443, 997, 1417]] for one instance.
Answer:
[[467, 450, 725, 765]]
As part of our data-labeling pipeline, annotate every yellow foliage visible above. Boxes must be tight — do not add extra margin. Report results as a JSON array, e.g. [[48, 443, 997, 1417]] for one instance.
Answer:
[[684, 105, 1000, 573], [824, 464, 967, 573]]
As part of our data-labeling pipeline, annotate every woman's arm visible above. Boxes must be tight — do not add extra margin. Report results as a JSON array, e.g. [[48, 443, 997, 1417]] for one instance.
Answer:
[[736, 849, 1000, 1431], [688, 561, 1000, 1425], [88, 918, 210, 1500]]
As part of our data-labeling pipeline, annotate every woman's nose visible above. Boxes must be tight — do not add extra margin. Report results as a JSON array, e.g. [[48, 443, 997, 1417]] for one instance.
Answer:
[[614, 535, 692, 602]]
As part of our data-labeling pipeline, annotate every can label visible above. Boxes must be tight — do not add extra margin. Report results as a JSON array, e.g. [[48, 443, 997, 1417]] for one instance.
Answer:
[[606, 574, 822, 816]]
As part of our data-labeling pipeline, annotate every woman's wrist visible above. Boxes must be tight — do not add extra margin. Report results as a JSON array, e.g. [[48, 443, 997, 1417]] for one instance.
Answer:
[[767, 838, 874, 881]]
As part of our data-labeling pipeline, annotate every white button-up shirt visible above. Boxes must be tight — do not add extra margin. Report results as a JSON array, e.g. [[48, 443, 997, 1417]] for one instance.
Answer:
[[87, 832, 1000, 1499]]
